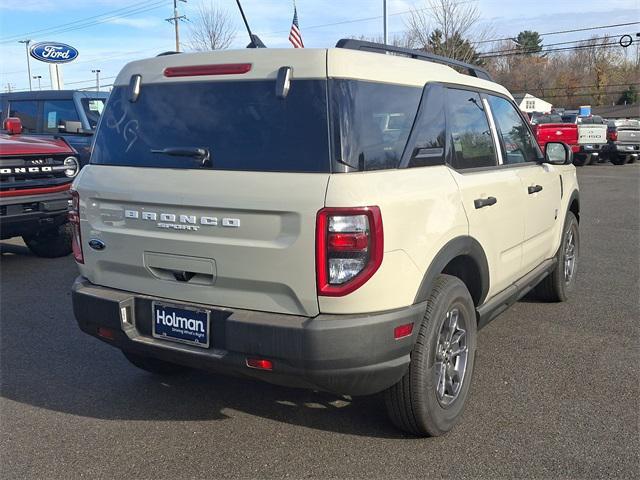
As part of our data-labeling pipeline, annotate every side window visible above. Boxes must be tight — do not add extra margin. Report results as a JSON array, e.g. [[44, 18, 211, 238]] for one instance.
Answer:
[[446, 88, 496, 170], [43, 100, 81, 134], [331, 80, 422, 171], [8, 100, 39, 133], [487, 95, 539, 164], [407, 85, 446, 168]]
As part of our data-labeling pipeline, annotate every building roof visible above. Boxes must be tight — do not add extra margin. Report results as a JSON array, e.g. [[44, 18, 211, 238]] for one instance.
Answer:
[[591, 104, 639, 119]]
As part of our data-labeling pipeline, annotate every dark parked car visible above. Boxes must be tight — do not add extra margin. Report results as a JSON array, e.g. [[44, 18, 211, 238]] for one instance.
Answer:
[[603, 119, 639, 165], [0, 90, 108, 166]]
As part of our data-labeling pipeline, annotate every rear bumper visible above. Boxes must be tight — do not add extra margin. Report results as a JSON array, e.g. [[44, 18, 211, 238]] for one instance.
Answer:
[[577, 144, 605, 154], [603, 143, 640, 155], [0, 191, 70, 239], [72, 276, 426, 396]]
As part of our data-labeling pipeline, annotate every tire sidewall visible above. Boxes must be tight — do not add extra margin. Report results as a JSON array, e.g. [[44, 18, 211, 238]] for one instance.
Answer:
[[557, 212, 580, 298], [412, 279, 477, 434]]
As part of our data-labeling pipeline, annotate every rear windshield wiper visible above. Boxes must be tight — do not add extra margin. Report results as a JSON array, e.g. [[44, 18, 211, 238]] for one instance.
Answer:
[[151, 147, 211, 167]]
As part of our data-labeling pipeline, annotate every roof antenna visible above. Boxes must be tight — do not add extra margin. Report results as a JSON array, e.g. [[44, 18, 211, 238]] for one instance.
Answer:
[[235, 0, 266, 48]]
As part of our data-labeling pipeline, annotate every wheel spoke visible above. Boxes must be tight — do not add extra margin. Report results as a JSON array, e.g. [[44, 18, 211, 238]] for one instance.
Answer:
[[436, 362, 446, 398], [446, 309, 458, 343]]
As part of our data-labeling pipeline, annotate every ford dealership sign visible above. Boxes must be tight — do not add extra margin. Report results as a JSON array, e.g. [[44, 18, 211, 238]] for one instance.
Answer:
[[29, 42, 78, 64]]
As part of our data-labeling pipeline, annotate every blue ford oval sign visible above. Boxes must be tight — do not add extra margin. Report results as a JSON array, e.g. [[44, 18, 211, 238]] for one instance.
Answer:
[[30, 42, 79, 64]]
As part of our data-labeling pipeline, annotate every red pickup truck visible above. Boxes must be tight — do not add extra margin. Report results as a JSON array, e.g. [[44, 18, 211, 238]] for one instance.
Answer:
[[0, 117, 79, 257], [530, 113, 580, 159]]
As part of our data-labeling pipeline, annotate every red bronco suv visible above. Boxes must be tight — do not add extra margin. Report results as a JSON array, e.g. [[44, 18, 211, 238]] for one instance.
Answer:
[[0, 117, 79, 257]]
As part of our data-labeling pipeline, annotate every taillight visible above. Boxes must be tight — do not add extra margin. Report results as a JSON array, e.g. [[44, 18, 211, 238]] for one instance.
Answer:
[[69, 189, 83, 263], [608, 130, 618, 141], [316, 207, 383, 296]]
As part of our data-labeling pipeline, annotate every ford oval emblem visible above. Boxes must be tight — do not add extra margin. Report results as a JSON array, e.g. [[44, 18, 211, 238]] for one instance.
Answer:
[[29, 42, 79, 64], [88, 239, 106, 251]]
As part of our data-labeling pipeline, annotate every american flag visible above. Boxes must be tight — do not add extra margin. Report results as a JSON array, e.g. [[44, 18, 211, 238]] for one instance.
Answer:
[[288, 4, 304, 48]]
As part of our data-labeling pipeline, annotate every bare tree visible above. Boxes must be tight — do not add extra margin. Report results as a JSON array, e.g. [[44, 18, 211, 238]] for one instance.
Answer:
[[188, 1, 235, 51], [405, 0, 492, 64]]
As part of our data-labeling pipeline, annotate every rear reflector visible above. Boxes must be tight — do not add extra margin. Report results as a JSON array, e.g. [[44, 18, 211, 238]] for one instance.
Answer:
[[163, 63, 252, 77], [246, 358, 273, 371], [394, 323, 414, 340], [97, 327, 115, 340]]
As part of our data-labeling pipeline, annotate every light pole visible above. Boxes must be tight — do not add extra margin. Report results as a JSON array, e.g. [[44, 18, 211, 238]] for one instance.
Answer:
[[92, 69, 101, 91], [383, 0, 388, 45], [18, 39, 32, 91], [33, 75, 42, 90]]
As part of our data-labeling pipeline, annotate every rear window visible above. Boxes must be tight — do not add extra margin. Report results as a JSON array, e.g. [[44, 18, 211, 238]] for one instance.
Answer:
[[81, 98, 106, 129], [8, 100, 38, 133], [532, 114, 562, 125], [91, 80, 330, 172]]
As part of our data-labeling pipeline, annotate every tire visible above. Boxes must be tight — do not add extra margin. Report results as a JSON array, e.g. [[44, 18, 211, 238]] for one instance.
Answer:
[[534, 211, 579, 302], [627, 155, 636, 164], [586, 154, 598, 165], [122, 351, 189, 375], [23, 223, 72, 258], [384, 274, 477, 437], [573, 154, 588, 167], [610, 154, 629, 166]]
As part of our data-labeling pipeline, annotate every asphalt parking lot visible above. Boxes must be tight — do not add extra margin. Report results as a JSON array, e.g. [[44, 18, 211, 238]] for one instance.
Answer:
[[1, 164, 638, 479]]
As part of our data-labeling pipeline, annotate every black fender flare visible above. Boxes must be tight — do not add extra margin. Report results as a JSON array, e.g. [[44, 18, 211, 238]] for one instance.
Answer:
[[567, 189, 580, 222], [413, 236, 490, 306]]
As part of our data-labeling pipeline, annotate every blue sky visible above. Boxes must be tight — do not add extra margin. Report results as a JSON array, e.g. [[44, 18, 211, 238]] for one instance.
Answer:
[[0, 0, 638, 92]]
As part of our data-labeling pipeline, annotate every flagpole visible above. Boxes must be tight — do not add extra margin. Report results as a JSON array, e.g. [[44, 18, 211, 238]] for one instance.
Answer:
[[383, 0, 388, 45]]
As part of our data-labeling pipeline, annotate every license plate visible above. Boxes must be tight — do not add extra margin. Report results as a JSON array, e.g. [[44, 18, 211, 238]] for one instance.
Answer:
[[152, 301, 210, 348]]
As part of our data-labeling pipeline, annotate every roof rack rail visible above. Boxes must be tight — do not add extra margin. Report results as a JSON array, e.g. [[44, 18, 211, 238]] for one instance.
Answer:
[[335, 39, 493, 82]]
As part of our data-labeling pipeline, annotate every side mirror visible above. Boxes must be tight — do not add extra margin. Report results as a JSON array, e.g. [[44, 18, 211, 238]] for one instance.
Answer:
[[3, 117, 22, 135], [544, 141, 573, 165]]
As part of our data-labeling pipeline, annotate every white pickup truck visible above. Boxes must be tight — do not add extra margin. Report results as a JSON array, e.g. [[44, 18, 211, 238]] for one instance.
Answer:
[[562, 114, 608, 166]]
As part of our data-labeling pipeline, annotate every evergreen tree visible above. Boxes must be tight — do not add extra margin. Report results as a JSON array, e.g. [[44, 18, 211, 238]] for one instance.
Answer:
[[515, 31, 543, 55]]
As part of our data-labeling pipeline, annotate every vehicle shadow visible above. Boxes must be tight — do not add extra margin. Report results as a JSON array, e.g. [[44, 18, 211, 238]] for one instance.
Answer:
[[0, 241, 31, 256], [0, 253, 407, 439]]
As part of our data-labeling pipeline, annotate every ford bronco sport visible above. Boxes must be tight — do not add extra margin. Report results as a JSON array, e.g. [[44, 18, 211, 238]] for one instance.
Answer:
[[1, 117, 79, 257], [71, 40, 580, 436]]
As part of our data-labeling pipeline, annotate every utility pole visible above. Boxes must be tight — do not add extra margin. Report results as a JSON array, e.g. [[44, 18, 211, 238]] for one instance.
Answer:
[[165, 0, 187, 52], [383, 0, 388, 45], [92, 69, 101, 91], [33, 75, 42, 90], [18, 39, 32, 91]]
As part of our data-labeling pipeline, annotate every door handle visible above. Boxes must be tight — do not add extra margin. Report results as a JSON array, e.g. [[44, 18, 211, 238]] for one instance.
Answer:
[[474, 196, 497, 209], [528, 184, 543, 194]]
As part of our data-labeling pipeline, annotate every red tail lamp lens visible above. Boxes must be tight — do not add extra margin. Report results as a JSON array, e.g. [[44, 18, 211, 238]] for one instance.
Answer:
[[316, 207, 383, 297], [246, 358, 273, 371]]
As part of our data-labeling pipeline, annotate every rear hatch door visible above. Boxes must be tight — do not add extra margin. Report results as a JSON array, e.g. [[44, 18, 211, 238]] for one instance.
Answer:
[[76, 50, 330, 316]]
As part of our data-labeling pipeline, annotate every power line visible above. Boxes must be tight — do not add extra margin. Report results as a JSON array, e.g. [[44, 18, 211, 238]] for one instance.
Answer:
[[257, 0, 479, 35], [481, 40, 625, 58], [474, 21, 640, 44], [479, 34, 616, 56], [0, 1, 167, 44], [511, 82, 640, 94]]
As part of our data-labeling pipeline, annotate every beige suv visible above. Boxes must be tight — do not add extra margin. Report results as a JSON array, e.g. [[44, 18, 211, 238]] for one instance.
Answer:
[[70, 40, 580, 436]]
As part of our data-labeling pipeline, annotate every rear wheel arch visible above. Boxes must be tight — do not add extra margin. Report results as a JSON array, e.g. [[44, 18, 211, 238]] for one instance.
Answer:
[[414, 236, 489, 309]]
